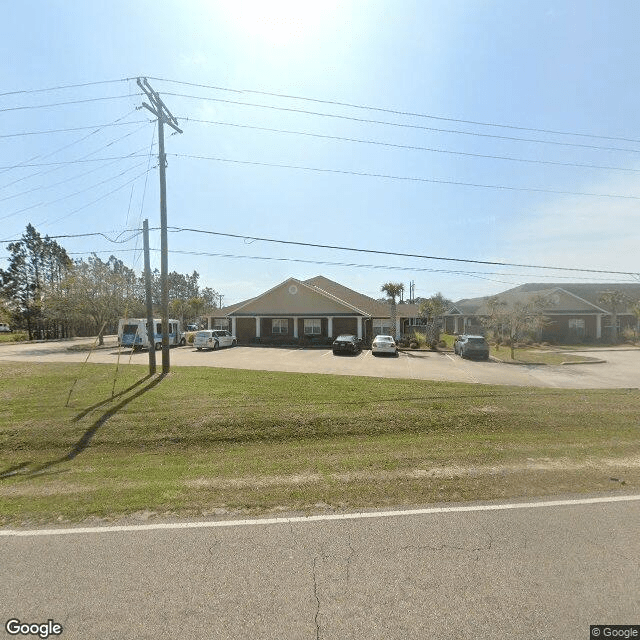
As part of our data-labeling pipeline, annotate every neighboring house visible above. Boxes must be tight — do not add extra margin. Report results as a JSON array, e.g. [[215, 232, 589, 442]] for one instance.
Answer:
[[205, 276, 420, 343], [444, 283, 640, 342]]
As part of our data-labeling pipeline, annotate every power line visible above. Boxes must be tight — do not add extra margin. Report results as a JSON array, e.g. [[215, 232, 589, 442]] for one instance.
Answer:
[[36, 168, 154, 228], [149, 76, 640, 145], [0, 120, 149, 139], [165, 226, 639, 277], [0, 109, 141, 188], [182, 116, 640, 174], [0, 78, 133, 98], [0, 94, 140, 113], [0, 143, 154, 204], [2, 225, 635, 277], [0, 161, 150, 222], [163, 92, 640, 154], [0, 155, 149, 169], [51, 246, 637, 284], [172, 153, 640, 201], [0, 230, 143, 245], [5, 75, 630, 146]]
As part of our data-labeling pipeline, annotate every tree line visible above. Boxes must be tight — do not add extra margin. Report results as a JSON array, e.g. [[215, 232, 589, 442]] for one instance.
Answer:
[[0, 224, 220, 342]]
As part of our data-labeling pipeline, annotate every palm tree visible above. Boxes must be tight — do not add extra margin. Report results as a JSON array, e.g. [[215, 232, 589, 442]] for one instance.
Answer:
[[381, 282, 404, 339]]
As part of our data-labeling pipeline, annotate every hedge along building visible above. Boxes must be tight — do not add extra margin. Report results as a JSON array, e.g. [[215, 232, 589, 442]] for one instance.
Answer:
[[443, 283, 640, 342], [205, 276, 420, 343]]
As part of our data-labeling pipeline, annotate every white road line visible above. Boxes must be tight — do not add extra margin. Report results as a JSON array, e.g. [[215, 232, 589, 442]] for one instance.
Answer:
[[2, 494, 639, 537]]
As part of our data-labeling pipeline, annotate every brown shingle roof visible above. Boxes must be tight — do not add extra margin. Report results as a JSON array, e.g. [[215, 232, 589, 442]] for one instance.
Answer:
[[208, 276, 421, 319]]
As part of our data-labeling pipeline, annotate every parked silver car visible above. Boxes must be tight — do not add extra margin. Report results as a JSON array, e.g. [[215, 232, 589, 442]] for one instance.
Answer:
[[454, 335, 490, 360], [194, 330, 237, 351], [371, 334, 398, 356]]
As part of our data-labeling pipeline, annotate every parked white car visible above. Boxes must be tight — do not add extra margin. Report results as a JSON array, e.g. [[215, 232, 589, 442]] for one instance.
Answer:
[[371, 334, 398, 356], [0, 323, 11, 333], [194, 329, 237, 351]]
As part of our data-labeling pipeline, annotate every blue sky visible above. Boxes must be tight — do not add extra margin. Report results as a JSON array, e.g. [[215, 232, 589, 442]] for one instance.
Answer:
[[2, 0, 639, 305]]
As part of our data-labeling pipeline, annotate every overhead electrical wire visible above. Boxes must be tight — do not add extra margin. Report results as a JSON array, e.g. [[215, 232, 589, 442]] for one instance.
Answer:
[[0, 143, 154, 204], [2, 226, 637, 283], [0, 161, 150, 221], [0, 120, 150, 139], [162, 92, 640, 154], [181, 116, 640, 174], [36, 167, 154, 228], [51, 247, 637, 285], [148, 76, 640, 145], [0, 109, 142, 188], [0, 94, 140, 113], [3, 75, 636, 146], [0, 78, 133, 98], [0, 155, 149, 170], [171, 153, 640, 200], [163, 226, 640, 277]]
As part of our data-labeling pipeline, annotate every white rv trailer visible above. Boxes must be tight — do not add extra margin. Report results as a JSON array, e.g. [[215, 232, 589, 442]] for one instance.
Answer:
[[117, 318, 186, 350]]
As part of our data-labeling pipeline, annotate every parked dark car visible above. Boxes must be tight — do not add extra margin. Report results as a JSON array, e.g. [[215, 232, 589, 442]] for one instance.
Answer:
[[454, 335, 490, 360], [332, 334, 362, 355]]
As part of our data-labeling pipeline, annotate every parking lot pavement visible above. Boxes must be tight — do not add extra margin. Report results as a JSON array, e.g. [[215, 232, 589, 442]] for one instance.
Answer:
[[1, 339, 639, 389]]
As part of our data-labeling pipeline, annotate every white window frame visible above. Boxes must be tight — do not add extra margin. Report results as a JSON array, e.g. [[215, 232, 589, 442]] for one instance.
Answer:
[[272, 318, 288, 335], [304, 318, 322, 335]]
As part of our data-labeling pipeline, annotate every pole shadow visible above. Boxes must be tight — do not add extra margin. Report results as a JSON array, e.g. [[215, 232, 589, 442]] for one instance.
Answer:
[[0, 373, 167, 480]]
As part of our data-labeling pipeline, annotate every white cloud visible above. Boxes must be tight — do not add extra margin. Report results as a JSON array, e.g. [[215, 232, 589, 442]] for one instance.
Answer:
[[504, 170, 640, 278]]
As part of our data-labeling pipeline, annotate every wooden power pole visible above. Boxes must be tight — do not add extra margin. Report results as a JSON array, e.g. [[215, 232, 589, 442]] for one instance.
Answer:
[[137, 77, 182, 374], [142, 219, 156, 376]]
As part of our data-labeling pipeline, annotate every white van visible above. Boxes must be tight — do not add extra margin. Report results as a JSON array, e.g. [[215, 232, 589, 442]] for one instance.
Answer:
[[117, 318, 186, 350], [0, 323, 11, 333]]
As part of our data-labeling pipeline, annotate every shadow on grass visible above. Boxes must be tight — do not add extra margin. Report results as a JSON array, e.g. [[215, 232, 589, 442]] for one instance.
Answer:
[[71, 375, 153, 422], [0, 373, 166, 480]]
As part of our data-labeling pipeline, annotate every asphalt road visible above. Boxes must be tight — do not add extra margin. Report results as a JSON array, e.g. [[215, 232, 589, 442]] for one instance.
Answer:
[[1, 337, 639, 388], [1, 495, 638, 640]]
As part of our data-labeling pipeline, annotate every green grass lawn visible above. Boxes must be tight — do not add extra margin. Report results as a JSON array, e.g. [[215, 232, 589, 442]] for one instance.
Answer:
[[1, 362, 638, 525], [0, 331, 28, 343]]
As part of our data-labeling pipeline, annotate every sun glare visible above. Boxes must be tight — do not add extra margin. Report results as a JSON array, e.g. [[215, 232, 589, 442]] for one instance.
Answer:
[[227, 0, 338, 43]]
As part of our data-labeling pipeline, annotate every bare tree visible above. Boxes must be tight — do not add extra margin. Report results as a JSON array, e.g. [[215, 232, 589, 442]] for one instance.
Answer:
[[598, 290, 632, 343], [482, 294, 550, 359]]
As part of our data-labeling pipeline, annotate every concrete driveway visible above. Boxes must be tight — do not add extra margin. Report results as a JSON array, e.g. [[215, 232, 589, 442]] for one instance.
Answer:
[[1, 338, 639, 389]]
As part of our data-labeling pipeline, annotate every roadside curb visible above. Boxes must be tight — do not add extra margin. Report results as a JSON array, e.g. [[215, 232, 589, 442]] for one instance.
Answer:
[[560, 359, 607, 366]]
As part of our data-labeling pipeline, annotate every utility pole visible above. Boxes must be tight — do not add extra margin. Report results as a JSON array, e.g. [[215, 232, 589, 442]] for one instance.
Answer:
[[137, 77, 183, 374], [142, 219, 156, 375]]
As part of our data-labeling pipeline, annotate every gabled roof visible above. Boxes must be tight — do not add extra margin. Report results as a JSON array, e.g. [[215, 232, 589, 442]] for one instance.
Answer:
[[208, 276, 421, 319], [446, 283, 640, 316], [304, 276, 391, 317]]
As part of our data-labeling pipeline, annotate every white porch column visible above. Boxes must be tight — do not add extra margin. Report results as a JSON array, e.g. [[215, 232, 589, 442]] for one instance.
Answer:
[[356, 317, 363, 339], [255, 316, 261, 338], [596, 314, 602, 340], [293, 317, 298, 339], [231, 317, 237, 336], [327, 317, 333, 338], [395, 317, 401, 340], [454, 316, 459, 334]]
